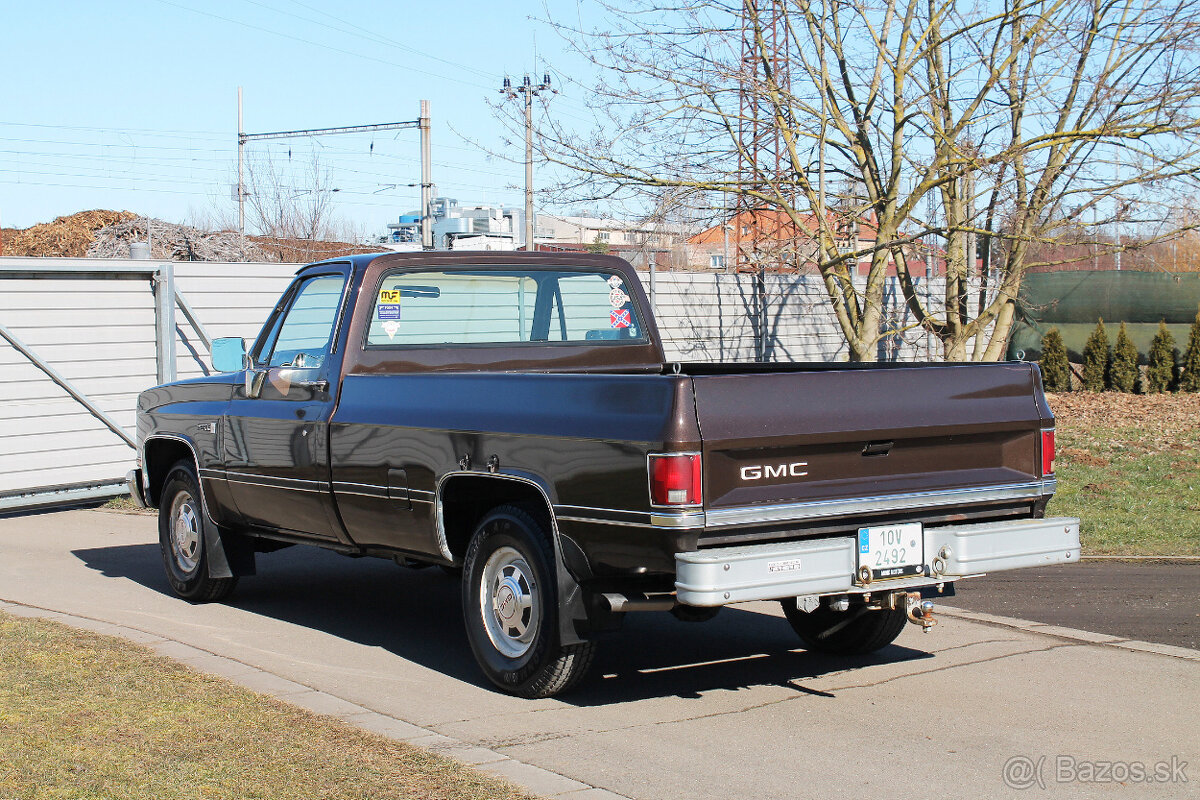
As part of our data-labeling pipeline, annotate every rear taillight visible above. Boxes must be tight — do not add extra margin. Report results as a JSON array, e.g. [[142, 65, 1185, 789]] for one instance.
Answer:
[[649, 453, 702, 506], [1040, 429, 1055, 477]]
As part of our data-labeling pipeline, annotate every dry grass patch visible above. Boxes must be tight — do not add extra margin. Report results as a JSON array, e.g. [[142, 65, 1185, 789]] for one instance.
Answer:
[[0, 612, 539, 800], [1046, 392, 1200, 556]]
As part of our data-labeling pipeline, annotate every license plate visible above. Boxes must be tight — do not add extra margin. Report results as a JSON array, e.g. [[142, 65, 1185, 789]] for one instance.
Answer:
[[857, 522, 924, 581]]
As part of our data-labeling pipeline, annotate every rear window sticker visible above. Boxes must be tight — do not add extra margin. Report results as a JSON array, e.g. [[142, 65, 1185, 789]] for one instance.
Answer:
[[381, 320, 401, 339], [377, 304, 401, 320], [609, 288, 630, 308], [610, 309, 632, 328], [379, 289, 404, 303], [607, 275, 623, 289]]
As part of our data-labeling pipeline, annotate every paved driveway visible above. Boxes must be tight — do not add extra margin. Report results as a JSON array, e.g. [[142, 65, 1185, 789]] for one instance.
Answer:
[[2, 509, 1197, 799]]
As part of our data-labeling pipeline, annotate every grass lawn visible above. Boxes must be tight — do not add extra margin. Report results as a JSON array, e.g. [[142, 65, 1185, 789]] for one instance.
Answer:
[[0, 613, 537, 800], [1046, 392, 1200, 556]]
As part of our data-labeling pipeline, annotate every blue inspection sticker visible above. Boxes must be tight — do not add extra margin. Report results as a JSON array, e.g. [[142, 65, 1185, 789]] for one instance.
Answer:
[[377, 304, 401, 320], [858, 528, 870, 554]]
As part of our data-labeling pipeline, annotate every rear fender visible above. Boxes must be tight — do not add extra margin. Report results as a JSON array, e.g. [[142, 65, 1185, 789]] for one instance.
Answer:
[[437, 471, 588, 646]]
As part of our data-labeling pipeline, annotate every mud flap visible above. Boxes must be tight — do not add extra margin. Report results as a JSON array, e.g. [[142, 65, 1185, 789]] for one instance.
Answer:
[[201, 512, 256, 578], [555, 559, 589, 647], [201, 514, 234, 579]]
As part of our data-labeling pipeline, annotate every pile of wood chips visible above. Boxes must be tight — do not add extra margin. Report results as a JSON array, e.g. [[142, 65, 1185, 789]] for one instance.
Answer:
[[1, 209, 382, 263], [0, 210, 138, 257], [251, 235, 380, 264], [86, 218, 276, 262]]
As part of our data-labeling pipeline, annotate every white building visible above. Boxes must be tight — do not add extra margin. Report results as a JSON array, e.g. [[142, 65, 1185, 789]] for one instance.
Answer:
[[381, 201, 688, 253]]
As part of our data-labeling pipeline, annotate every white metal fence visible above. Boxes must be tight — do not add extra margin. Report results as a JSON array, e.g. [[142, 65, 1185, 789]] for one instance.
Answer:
[[0, 257, 948, 512]]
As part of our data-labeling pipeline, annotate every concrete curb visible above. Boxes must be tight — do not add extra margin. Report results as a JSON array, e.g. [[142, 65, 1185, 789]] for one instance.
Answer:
[[0, 599, 631, 800], [938, 604, 1200, 661]]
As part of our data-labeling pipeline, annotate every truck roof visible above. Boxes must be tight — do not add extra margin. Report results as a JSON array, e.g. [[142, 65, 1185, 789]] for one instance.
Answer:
[[297, 250, 643, 277], [318, 250, 668, 375]]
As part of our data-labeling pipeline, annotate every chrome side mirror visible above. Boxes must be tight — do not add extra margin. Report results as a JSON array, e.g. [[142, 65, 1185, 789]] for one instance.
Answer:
[[211, 337, 247, 373]]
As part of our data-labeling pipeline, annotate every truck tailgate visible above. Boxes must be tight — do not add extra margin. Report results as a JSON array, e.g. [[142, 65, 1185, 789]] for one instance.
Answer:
[[691, 363, 1049, 523]]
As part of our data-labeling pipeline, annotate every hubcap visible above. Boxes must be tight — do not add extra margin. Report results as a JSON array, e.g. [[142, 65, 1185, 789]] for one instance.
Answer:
[[480, 545, 539, 658], [170, 491, 202, 573]]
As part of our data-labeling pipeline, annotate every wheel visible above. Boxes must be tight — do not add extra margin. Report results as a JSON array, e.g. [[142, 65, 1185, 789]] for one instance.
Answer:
[[781, 598, 907, 655], [462, 505, 595, 698], [159, 461, 238, 602]]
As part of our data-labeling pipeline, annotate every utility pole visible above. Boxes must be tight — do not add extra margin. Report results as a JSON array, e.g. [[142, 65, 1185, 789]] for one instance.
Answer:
[[237, 93, 431, 247], [419, 100, 433, 250], [501, 74, 555, 251], [237, 87, 245, 238]]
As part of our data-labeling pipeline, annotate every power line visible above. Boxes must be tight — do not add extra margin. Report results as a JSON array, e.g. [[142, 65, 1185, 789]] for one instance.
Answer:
[[153, 0, 501, 93]]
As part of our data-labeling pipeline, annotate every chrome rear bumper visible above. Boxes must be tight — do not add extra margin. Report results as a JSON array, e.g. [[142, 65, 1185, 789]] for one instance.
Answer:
[[675, 517, 1080, 606]]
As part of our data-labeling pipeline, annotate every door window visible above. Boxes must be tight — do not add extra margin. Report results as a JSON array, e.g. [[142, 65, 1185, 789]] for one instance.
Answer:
[[260, 274, 347, 368]]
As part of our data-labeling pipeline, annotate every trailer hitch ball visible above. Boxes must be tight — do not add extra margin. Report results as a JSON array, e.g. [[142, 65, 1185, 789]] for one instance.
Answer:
[[906, 593, 938, 633]]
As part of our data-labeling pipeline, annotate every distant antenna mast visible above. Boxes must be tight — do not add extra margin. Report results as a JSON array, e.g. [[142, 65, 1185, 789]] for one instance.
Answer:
[[736, 0, 792, 260], [736, 0, 792, 360]]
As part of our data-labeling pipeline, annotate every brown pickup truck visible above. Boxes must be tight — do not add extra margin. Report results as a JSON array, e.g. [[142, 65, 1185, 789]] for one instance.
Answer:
[[130, 251, 1079, 697]]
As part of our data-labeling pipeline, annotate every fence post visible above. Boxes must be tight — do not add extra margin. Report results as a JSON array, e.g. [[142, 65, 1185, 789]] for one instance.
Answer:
[[155, 264, 176, 384]]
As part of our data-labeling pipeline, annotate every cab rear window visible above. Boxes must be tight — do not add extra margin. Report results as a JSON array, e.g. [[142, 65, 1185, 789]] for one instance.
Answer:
[[364, 268, 645, 347]]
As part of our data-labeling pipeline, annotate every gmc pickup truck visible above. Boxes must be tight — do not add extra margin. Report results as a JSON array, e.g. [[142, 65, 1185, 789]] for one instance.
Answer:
[[131, 252, 1080, 697]]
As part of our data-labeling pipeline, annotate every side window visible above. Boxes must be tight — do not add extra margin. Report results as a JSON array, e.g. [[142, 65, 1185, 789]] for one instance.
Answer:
[[261, 274, 347, 368]]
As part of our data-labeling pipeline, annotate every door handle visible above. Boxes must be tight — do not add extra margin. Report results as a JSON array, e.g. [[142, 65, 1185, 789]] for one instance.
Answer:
[[295, 379, 329, 393]]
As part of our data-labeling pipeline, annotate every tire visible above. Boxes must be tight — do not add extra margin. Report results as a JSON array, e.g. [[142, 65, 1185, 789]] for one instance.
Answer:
[[159, 461, 238, 602], [462, 504, 595, 698], [781, 599, 908, 655]]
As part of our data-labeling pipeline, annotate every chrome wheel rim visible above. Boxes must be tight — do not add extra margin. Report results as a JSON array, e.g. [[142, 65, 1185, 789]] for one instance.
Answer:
[[480, 545, 539, 659], [169, 490, 202, 574]]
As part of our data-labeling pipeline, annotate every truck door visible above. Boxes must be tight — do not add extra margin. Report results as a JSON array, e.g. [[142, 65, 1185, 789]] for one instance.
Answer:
[[222, 267, 350, 540]]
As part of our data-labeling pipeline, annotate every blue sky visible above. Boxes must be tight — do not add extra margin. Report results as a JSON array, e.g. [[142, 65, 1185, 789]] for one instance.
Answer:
[[1, 1, 602, 234]]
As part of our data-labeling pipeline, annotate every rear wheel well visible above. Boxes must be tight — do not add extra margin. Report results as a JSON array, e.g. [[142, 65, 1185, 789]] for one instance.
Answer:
[[143, 438, 198, 508], [439, 476, 552, 563]]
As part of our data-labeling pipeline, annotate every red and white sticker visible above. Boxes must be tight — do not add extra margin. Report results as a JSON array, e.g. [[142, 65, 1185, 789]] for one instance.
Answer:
[[610, 309, 632, 328], [382, 320, 401, 339], [607, 275, 623, 289], [609, 288, 630, 308]]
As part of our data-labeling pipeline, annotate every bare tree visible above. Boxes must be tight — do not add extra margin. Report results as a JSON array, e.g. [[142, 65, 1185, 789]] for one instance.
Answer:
[[242, 148, 341, 261], [534, 0, 1200, 360]]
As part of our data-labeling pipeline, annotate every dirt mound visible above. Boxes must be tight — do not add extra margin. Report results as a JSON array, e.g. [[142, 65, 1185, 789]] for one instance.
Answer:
[[250, 235, 380, 264], [2, 210, 138, 257], [87, 218, 276, 262], [1, 208, 380, 263]]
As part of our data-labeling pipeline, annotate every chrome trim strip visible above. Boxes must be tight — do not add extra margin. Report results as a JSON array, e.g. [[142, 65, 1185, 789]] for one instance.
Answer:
[[705, 481, 1048, 529], [556, 515, 655, 529], [331, 481, 390, 499], [555, 504, 653, 523], [553, 504, 706, 530], [435, 471, 559, 564], [143, 433, 214, 519], [650, 510, 707, 528], [327, 482, 433, 501], [220, 471, 328, 493]]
